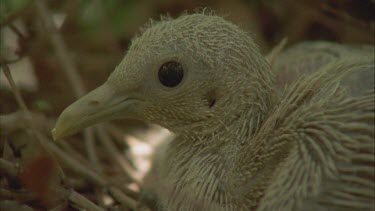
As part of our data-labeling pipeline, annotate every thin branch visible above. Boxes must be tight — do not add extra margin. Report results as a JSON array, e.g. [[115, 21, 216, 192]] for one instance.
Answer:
[[45, 141, 108, 187], [117, 185, 140, 201], [321, 3, 374, 31], [96, 126, 139, 184], [0, 112, 28, 135], [33, 0, 85, 97], [84, 127, 102, 172], [68, 190, 106, 211], [0, 158, 19, 178], [105, 123, 130, 147], [57, 141, 92, 168], [9, 22, 26, 40], [31, 6, 109, 207], [1, 63, 66, 181], [109, 187, 137, 210], [104, 123, 136, 169], [1, 64, 138, 210], [1, 64, 29, 112], [84, 126, 105, 206], [64, 177, 88, 190], [33, 1, 104, 188], [0, 189, 36, 202], [1, 2, 141, 210], [48, 203, 67, 211]]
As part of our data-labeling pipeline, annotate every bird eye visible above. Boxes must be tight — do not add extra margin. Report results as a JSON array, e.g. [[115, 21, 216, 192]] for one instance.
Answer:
[[158, 61, 184, 87]]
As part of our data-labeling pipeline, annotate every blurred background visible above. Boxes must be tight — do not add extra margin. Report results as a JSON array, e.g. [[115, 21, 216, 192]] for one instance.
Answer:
[[0, 0, 374, 210]]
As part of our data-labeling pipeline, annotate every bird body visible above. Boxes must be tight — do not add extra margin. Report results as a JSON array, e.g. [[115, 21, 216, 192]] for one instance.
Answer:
[[143, 60, 375, 211], [52, 13, 375, 211]]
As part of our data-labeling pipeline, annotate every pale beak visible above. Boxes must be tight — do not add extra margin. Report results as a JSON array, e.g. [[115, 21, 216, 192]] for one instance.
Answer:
[[52, 83, 136, 140]]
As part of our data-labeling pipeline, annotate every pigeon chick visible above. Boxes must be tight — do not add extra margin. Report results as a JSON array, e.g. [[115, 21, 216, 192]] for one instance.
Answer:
[[52, 13, 375, 211]]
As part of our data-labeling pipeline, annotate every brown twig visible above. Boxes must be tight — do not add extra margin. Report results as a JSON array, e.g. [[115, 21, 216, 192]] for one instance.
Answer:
[[0, 189, 36, 202], [104, 123, 139, 169], [57, 141, 92, 167], [64, 177, 88, 190], [84, 127, 102, 172], [0, 158, 19, 178], [29, 1, 140, 208], [109, 187, 138, 210], [68, 190, 105, 211], [96, 126, 139, 184], [1, 62, 66, 181], [321, 3, 374, 32], [48, 203, 67, 211], [84, 126, 105, 206], [45, 141, 108, 187], [32, 3, 110, 205], [33, 1, 104, 193], [8, 22, 26, 40], [105, 123, 131, 147], [33, 0, 85, 97], [1, 61, 118, 209], [1, 65, 29, 113]]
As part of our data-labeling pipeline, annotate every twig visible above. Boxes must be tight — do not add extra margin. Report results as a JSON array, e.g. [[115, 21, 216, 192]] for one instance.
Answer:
[[84, 126, 106, 206], [32, 5, 109, 207], [68, 190, 105, 211], [0, 158, 19, 178], [1, 64, 29, 112], [45, 141, 108, 187], [1, 63, 66, 181], [9, 22, 26, 40], [0, 112, 28, 135], [96, 126, 139, 184], [64, 177, 88, 190], [29, 2, 141, 209], [0, 111, 47, 135], [33, 0, 85, 97], [33, 1, 103, 189], [109, 187, 138, 210], [104, 123, 136, 169], [59, 138, 106, 206], [0, 83, 102, 188], [48, 203, 67, 211], [57, 141, 92, 168], [0, 189, 36, 202], [84, 127, 102, 172], [321, 3, 374, 31], [117, 185, 140, 201], [105, 123, 130, 147]]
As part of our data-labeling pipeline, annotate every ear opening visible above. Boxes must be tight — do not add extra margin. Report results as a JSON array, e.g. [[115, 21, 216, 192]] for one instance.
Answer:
[[204, 90, 217, 108], [209, 98, 216, 108]]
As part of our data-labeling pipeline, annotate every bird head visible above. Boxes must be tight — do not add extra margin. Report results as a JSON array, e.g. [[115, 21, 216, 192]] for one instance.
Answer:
[[52, 13, 273, 140]]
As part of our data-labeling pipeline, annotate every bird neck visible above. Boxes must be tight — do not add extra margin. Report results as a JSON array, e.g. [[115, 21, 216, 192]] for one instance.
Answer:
[[179, 98, 271, 148]]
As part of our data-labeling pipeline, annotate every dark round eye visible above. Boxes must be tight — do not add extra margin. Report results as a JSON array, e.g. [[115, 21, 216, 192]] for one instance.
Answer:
[[158, 61, 184, 87]]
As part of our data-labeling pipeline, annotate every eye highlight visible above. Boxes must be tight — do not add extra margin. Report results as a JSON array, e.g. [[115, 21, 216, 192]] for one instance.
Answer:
[[158, 61, 184, 87]]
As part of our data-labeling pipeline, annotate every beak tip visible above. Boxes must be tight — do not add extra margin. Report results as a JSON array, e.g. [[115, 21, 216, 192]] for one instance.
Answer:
[[51, 128, 60, 141]]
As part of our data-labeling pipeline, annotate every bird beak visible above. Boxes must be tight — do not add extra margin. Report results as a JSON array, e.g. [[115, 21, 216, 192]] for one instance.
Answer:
[[52, 83, 136, 140]]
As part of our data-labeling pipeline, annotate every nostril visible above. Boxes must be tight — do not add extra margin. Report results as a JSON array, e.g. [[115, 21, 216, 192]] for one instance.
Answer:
[[88, 100, 100, 106]]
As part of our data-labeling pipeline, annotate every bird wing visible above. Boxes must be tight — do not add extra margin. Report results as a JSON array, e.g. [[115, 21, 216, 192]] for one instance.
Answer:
[[232, 58, 374, 211], [272, 41, 374, 97]]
